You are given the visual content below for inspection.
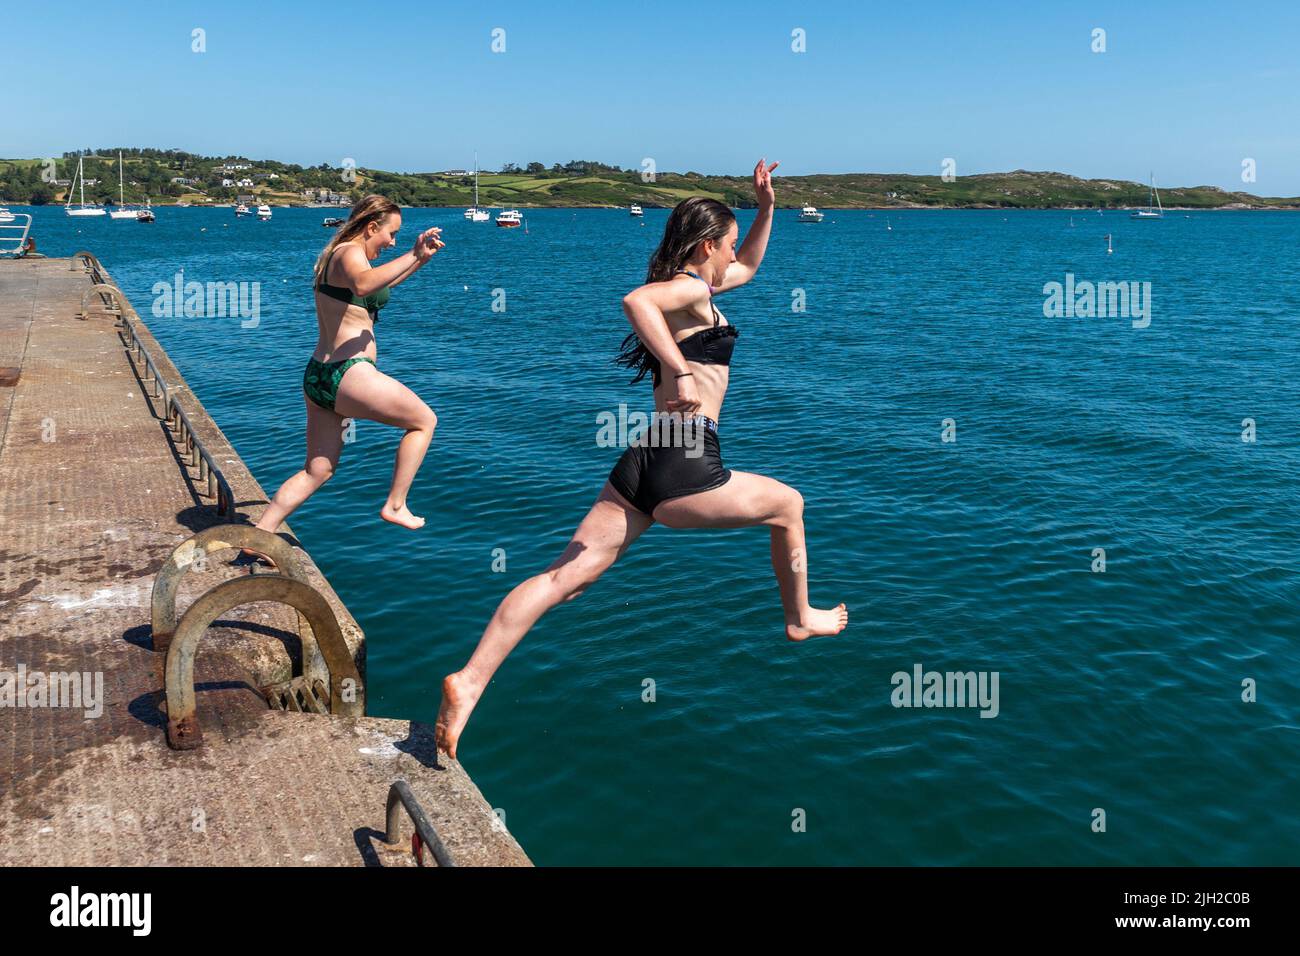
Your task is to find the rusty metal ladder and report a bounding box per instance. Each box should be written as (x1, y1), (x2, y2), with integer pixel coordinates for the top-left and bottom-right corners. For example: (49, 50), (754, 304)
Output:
(385, 781), (456, 867)
(151, 525), (365, 750)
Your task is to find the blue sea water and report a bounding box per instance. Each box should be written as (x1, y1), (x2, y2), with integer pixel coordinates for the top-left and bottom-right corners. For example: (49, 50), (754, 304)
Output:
(22, 204), (1300, 865)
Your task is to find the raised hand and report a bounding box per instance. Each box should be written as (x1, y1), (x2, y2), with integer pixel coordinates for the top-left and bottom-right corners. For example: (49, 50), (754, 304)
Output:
(753, 158), (780, 208)
(414, 227), (444, 261)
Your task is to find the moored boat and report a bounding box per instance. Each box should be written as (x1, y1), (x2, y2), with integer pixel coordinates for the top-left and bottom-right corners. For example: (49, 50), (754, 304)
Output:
(65, 155), (106, 217)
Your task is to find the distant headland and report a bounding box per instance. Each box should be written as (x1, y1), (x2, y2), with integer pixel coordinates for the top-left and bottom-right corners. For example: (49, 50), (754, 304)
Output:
(3, 149), (1297, 210)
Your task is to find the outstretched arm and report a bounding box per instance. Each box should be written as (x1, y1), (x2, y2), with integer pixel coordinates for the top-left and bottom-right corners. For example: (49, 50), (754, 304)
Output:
(622, 278), (709, 414)
(716, 158), (779, 294)
(335, 227), (444, 294)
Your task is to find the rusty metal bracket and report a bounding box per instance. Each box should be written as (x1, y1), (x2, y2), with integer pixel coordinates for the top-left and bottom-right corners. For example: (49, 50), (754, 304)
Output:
(385, 780), (456, 867)
(151, 525), (301, 655)
(78, 282), (126, 321)
(69, 250), (105, 278)
(164, 573), (364, 750)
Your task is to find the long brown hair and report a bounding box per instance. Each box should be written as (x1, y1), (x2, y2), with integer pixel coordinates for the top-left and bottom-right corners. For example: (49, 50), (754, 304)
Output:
(615, 197), (736, 383)
(313, 193), (401, 287)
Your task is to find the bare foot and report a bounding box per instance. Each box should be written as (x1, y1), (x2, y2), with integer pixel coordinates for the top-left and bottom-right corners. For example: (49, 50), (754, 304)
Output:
(786, 603), (848, 642)
(235, 548), (276, 569)
(435, 672), (481, 760)
(380, 503), (426, 529)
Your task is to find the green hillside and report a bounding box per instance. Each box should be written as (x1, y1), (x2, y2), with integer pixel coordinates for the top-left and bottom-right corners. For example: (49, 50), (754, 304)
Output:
(2, 149), (1296, 209)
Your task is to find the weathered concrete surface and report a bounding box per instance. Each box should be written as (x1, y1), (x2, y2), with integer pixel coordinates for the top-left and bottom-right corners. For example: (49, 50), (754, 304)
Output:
(0, 256), (529, 865)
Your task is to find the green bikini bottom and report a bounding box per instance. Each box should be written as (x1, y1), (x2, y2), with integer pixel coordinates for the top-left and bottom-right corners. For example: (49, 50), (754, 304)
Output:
(303, 355), (375, 412)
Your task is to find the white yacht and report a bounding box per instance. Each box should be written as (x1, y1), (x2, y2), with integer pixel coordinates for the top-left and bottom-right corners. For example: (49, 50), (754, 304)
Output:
(235, 203), (251, 216)
(629, 204), (643, 217)
(1131, 174), (1163, 219)
(65, 155), (106, 217)
(495, 208), (522, 228)
(797, 204), (825, 222)
(465, 153), (491, 221)
(109, 153), (139, 219)
(256, 203), (272, 220)
(0, 208), (15, 223)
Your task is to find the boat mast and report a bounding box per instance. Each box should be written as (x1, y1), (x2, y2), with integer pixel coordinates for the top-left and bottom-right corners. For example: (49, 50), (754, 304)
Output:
(80, 155), (87, 207)
(119, 152), (125, 206)
(474, 152), (480, 207)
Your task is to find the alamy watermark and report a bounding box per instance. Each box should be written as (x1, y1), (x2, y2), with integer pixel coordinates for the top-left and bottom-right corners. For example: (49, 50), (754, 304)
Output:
(1, 663), (104, 718)
(1042, 273), (1151, 328)
(50, 886), (150, 935)
(596, 405), (707, 457)
(891, 664), (1000, 718)
(152, 269), (260, 328)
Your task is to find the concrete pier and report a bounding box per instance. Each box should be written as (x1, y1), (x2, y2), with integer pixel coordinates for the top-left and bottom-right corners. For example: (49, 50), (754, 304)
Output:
(0, 255), (529, 866)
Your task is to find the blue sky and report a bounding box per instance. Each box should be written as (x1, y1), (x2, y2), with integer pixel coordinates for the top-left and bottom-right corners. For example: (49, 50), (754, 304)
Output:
(8, 0), (1300, 194)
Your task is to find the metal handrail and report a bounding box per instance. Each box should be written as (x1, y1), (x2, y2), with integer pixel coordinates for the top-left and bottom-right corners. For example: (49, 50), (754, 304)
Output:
(118, 314), (232, 516)
(119, 314), (170, 407)
(0, 214), (33, 257)
(169, 399), (234, 515)
(385, 780), (456, 867)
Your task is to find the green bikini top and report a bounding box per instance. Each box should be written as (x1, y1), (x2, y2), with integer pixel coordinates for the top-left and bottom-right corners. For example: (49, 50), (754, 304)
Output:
(316, 246), (391, 321)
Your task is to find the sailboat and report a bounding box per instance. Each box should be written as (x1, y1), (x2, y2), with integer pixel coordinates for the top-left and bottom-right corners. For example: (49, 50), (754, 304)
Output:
(1131, 173), (1163, 219)
(110, 152), (138, 219)
(464, 153), (490, 222)
(65, 155), (106, 217)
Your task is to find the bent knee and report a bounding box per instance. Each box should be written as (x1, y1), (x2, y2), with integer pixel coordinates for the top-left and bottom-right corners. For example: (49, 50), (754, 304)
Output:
(771, 486), (804, 524)
(411, 405), (437, 433)
(549, 556), (610, 602)
(306, 461), (336, 483)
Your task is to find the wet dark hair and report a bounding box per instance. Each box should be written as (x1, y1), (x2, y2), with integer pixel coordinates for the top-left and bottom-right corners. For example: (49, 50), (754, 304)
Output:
(614, 196), (736, 384)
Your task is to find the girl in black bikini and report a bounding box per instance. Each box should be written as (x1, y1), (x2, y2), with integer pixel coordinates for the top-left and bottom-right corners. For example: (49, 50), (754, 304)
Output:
(249, 194), (444, 554)
(436, 160), (848, 759)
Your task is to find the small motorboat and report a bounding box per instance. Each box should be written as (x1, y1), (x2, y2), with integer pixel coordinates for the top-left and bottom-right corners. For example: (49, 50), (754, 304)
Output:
(0, 208), (15, 223)
(496, 208), (522, 228)
(256, 204), (272, 220)
(235, 203), (250, 216)
(323, 217), (345, 228)
(630, 204), (643, 217)
(797, 204), (825, 222)
(136, 202), (155, 223)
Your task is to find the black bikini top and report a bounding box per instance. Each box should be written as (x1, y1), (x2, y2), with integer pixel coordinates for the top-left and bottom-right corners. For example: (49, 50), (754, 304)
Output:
(649, 270), (739, 388)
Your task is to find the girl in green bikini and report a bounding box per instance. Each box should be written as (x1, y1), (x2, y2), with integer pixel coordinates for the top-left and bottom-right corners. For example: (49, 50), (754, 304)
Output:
(251, 194), (444, 546)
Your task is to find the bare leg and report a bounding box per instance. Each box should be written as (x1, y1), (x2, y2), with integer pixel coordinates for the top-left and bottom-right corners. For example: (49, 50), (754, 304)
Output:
(333, 361), (437, 529)
(436, 482), (652, 758)
(244, 396), (346, 561)
(652, 470), (848, 641)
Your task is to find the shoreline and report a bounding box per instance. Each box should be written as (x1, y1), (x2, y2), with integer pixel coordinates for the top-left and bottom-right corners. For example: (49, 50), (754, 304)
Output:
(8, 202), (1300, 212)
